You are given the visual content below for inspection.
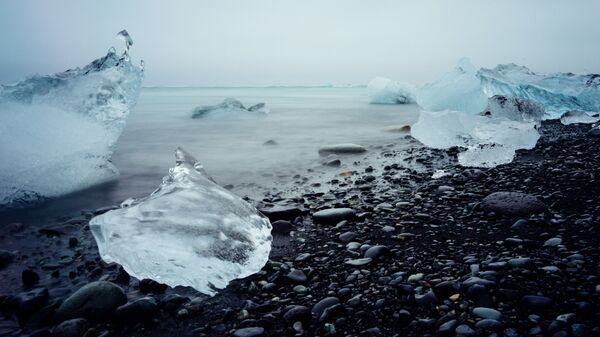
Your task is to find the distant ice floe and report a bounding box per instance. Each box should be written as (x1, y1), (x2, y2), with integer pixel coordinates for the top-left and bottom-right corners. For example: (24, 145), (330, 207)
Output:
(191, 98), (269, 118)
(89, 148), (272, 296)
(368, 77), (416, 104)
(0, 30), (144, 208)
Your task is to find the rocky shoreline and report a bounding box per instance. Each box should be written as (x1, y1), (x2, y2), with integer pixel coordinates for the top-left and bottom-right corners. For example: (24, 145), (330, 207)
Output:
(1, 120), (599, 337)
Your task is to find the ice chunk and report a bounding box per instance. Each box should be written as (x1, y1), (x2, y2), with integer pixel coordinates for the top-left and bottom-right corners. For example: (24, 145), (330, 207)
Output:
(0, 33), (143, 208)
(416, 58), (488, 113)
(116, 30), (133, 60)
(478, 63), (600, 117)
(191, 98), (269, 118)
(411, 110), (539, 167)
(483, 95), (545, 122)
(559, 111), (600, 125)
(368, 77), (416, 104)
(89, 148), (272, 295)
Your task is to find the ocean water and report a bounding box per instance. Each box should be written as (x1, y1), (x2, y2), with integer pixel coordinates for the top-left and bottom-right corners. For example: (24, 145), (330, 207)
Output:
(2, 87), (420, 224)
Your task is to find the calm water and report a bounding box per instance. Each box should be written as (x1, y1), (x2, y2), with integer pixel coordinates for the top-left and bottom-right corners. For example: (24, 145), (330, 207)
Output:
(3, 87), (420, 224)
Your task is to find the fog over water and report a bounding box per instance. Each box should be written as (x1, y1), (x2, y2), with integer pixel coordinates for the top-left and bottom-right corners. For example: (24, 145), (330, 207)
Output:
(1, 0), (599, 86)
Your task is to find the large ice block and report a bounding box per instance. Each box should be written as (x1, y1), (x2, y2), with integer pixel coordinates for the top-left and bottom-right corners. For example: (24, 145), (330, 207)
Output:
(416, 58), (489, 113)
(0, 31), (144, 208)
(89, 148), (273, 296)
(411, 110), (539, 167)
(478, 63), (600, 117)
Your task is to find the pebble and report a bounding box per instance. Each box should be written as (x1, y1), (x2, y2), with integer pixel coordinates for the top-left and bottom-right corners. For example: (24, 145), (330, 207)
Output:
(312, 208), (355, 225)
(232, 327), (265, 337)
(473, 307), (502, 320)
(55, 281), (127, 322)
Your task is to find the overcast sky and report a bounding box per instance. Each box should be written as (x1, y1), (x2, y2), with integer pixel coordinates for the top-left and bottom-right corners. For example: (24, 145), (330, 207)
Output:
(0, 0), (599, 86)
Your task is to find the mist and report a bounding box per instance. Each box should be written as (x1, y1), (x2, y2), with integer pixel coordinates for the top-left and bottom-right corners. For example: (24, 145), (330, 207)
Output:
(1, 0), (599, 86)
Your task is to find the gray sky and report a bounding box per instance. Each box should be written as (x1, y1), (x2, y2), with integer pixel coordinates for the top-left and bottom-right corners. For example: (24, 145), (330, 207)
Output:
(1, 0), (599, 86)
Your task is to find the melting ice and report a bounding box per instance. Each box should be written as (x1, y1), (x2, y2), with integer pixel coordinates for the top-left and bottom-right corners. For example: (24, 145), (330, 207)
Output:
(192, 98), (269, 118)
(0, 31), (143, 208)
(89, 148), (272, 296)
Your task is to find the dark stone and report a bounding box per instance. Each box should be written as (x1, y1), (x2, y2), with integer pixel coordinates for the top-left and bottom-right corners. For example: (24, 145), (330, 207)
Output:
(285, 270), (307, 283)
(55, 281), (127, 322)
(114, 297), (158, 324)
(283, 305), (311, 323)
(312, 208), (355, 225)
(466, 284), (494, 308)
(363, 245), (389, 260)
(521, 295), (552, 310)
(338, 231), (357, 243)
(433, 281), (458, 299)
(232, 327), (265, 337)
(22, 269), (40, 288)
(139, 279), (168, 294)
(311, 297), (340, 320)
(2, 288), (49, 323)
(481, 192), (547, 216)
(0, 249), (15, 269)
(259, 206), (304, 221)
(52, 318), (89, 337)
(271, 220), (293, 235)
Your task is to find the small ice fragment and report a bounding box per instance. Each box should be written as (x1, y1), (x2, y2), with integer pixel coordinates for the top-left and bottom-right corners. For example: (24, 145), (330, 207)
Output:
(368, 77), (416, 104)
(89, 148), (272, 296)
(559, 111), (600, 125)
(191, 98), (268, 118)
(116, 30), (133, 59)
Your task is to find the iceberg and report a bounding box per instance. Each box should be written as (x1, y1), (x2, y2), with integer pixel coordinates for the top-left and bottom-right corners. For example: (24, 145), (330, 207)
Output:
(483, 95), (545, 122)
(0, 31), (143, 208)
(411, 110), (539, 167)
(478, 63), (600, 117)
(559, 110), (600, 125)
(89, 148), (272, 296)
(367, 77), (416, 104)
(191, 98), (269, 118)
(416, 58), (489, 113)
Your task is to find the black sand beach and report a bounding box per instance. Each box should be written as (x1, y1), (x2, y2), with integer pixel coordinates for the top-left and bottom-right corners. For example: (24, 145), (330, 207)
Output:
(1, 120), (599, 337)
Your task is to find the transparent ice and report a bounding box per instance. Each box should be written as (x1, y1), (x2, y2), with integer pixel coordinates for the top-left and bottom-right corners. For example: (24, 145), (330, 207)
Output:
(416, 58), (489, 113)
(478, 63), (600, 117)
(191, 98), (269, 118)
(368, 77), (416, 104)
(0, 31), (143, 208)
(411, 110), (539, 168)
(89, 148), (273, 296)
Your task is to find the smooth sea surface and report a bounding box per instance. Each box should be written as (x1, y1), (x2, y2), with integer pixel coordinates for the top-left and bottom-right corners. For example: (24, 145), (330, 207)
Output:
(3, 87), (420, 224)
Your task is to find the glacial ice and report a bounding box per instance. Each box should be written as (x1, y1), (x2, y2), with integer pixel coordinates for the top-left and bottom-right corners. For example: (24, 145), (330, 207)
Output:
(559, 111), (600, 125)
(191, 98), (269, 118)
(0, 31), (143, 207)
(89, 148), (272, 295)
(411, 110), (539, 167)
(416, 58), (489, 113)
(478, 64), (600, 117)
(368, 77), (416, 104)
(483, 95), (545, 122)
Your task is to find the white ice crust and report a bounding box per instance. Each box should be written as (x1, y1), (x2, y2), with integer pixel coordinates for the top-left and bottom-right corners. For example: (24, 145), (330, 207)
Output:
(89, 148), (273, 296)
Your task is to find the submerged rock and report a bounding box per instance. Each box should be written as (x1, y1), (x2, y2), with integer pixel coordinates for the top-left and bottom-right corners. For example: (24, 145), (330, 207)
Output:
(318, 144), (367, 156)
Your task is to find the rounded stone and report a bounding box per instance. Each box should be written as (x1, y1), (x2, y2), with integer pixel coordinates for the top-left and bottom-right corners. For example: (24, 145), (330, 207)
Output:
(55, 281), (127, 322)
(318, 144), (367, 156)
(481, 192), (546, 216)
(312, 208), (355, 225)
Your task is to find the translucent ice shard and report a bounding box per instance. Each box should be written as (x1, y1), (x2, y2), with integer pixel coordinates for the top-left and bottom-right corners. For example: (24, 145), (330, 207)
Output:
(191, 98), (269, 118)
(416, 58), (489, 113)
(89, 148), (273, 295)
(559, 111), (600, 125)
(0, 31), (144, 208)
(411, 110), (539, 167)
(368, 77), (416, 104)
(478, 63), (600, 117)
(116, 30), (133, 60)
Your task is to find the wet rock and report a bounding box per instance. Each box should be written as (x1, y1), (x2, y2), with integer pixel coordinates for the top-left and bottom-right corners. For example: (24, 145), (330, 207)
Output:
(114, 297), (158, 324)
(283, 305), (311, 323)
(233, 327), (265, 337)
(475, 318), (502, 330)
(55, 281), (127, 322)
(339, 231), (358, 243)
(324, 159), (341, 167)
(271, 220), (293, 235)
(481, 192), (546, 216)
(311, 297), (339, 321)
(344, 258), (372, 267)
(473, 307), (502, 320)
(521, 295), (552, 310)
(0, 249), (15, 269)
(3, 288), (49, 323)
(543, 237), (562, 247)
(52, 318), (89, 337)
(22, 269), (40, 288)
(139, 279), (168, 294)
(466, 284), (494, 308)
(285, 270), (307, 284)
(363, 245), (389, 260)
(259, 205), (304, 221)
(313, 208), (355, 225)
